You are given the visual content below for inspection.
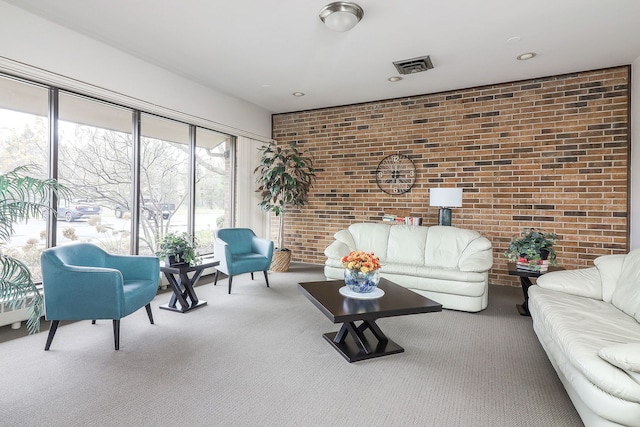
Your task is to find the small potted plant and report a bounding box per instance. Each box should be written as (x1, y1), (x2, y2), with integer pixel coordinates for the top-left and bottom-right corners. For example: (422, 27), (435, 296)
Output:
(156, 231), (201, 266)
(505, 228), (558, 269)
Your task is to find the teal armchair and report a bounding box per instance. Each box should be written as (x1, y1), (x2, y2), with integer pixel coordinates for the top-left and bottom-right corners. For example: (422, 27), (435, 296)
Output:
(40, 243), (160, 350)
(213, 228), (274, 294)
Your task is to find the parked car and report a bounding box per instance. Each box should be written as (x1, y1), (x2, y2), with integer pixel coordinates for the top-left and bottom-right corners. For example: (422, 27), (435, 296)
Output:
(114, 198), (175, 220)
(57, 199), (101, 222)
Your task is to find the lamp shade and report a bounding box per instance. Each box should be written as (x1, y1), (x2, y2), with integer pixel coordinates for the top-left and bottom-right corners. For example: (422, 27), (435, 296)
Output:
(430, 188), (463, 208)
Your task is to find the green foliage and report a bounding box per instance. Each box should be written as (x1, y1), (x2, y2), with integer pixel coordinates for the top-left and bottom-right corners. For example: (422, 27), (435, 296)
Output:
(505, 228), (558, 265)
(0, 165), (71, 334)
(254, 141), (315, 249)
(155, 231), (201, 266)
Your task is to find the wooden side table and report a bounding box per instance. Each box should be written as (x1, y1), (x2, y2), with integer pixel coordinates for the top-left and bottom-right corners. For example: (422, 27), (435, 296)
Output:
(507, 263), (563, 316)
(159, 258), (219, 313)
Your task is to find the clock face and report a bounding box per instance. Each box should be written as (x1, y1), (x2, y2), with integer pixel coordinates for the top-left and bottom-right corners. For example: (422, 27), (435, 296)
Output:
(376, 154), (416, 195)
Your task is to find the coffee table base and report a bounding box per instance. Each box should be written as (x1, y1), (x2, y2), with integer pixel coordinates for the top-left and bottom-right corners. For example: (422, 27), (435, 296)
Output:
(323, 320), (404, 362)
(159, 300), (207, 313)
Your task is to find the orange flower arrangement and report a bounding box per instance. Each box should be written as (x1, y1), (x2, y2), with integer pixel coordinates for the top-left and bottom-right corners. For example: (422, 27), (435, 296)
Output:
(341, 250), (381, 274)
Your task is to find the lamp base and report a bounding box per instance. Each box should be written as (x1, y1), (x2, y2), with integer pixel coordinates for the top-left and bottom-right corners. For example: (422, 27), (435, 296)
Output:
(438, 208), (452, 226)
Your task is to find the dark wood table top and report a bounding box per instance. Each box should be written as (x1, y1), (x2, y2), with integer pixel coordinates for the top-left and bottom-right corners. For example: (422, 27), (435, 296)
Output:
(159, 258), (219, 274)
(298, 278), (442, 324)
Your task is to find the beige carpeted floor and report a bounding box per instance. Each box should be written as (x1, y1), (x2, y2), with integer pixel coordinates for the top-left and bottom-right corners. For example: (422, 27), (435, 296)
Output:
(0, 263), (583, 426)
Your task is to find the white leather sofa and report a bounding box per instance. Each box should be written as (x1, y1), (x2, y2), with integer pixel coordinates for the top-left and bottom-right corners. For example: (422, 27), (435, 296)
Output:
(528, 250), (640, 427)
(324, 223), (493, 312)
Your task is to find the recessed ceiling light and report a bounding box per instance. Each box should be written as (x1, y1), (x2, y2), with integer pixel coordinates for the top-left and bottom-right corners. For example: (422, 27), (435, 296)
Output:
(506, 36), (522, 44)
(388, 76), (403, 82)
(517, 52), (536, 61)
(292, 92), (305, 97)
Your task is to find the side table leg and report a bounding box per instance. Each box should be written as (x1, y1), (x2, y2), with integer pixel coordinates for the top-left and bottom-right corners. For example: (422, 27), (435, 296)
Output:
(516, 276), (534, 316)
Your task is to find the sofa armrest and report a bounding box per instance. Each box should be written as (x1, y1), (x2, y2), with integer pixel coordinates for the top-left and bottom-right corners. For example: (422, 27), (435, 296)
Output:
(251, 236), (274, 259)
(106, 254), (160, 281)
(324, 240), (350, 261)
(535, 267), (602, 299)
(458, 237), (493, 272)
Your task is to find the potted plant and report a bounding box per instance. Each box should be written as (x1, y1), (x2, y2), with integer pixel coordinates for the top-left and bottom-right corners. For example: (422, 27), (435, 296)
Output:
(255, 141), (316, 272)
(505, 228), (558, 267)
(0, 165), (70, 333)
(156, 231), (201, 266)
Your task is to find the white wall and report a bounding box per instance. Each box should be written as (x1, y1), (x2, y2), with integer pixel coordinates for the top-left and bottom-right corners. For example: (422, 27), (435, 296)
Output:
(631, 57), (640, 249)
(0, 1), (271, 140)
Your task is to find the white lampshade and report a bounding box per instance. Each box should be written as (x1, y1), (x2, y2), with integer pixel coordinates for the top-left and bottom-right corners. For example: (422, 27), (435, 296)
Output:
(430, 188), (463, 208)
(319, 2), (364, 32)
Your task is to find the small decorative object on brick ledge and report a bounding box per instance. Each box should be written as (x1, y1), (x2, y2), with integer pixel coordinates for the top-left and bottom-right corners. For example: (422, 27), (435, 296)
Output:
(505, 228), (558, 271)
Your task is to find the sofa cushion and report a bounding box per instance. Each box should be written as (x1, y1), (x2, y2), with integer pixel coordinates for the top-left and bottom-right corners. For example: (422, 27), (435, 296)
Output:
(611, 249), (640, 322)
(424, 226), (480, 269)
(599, 343), (640, 385)
(599, 343), (640, 372)
(529, 286), (640, 403)
(594, 254), (626, 303)
(348, 223), (390, 262)
(386, 225), (428, 265)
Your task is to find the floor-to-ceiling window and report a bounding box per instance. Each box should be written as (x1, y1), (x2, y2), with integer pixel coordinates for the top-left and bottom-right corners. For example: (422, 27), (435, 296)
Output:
(0, 76), (49, 282)
(0, 72), (241, 286)
(195, 128), (232, 255)
(57, 92), (134, 255)
(138, 113), (191, 257)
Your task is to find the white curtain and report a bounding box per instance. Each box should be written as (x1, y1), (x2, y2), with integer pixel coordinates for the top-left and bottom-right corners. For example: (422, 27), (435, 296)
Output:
(235, 136), (271, 240)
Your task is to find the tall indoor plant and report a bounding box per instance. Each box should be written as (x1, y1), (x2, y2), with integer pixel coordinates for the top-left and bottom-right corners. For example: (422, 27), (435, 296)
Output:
(0, 165), (70, 333)
(255, 141), (315, 271)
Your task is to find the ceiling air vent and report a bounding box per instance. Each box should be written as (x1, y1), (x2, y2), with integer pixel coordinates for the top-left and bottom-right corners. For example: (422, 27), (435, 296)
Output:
(393, 55), (434, 75)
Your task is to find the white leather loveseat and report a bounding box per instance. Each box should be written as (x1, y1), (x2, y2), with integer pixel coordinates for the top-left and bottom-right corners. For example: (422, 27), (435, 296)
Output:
(324, 223), (493, 312)
(528, 250), (640, 427)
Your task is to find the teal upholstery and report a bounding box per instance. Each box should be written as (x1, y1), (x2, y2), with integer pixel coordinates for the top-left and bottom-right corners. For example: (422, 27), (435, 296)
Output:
(41, 243), (160, 350)
(213, 228), (274, 294)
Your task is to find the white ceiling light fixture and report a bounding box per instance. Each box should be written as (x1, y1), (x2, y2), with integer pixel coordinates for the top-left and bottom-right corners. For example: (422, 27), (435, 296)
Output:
(388, 76), (403, 82)
(517, 52), (537, 60)
(292, 92), (305, 97)
(319, 2), (364, 32)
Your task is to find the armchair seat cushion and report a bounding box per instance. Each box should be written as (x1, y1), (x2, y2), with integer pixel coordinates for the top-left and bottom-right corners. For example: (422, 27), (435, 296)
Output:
(229, 253), (272, 275)
(123, 279), (161, 317)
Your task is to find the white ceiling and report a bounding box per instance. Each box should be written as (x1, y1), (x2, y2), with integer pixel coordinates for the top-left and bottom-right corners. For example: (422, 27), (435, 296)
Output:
(6, 0), (640, 114)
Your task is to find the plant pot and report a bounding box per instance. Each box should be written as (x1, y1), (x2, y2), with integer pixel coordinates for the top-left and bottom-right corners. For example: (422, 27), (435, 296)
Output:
(167, 254), (187, 266)
(270, 250), (292, 272)
(539, 249), (549, 260)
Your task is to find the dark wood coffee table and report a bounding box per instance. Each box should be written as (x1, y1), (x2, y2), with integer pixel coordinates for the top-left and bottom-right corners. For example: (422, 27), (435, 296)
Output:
(298, 278), (442, 362)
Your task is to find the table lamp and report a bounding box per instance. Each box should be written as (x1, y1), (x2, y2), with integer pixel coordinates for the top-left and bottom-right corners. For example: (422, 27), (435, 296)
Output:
(430, 188), (463, 226)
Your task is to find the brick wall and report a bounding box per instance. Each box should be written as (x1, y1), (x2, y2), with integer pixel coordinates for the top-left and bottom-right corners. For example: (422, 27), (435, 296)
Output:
(271, 67), (630, 286)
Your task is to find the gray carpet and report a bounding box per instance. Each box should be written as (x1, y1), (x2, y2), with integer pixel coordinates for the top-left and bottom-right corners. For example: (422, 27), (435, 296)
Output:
(0, 263), (583, 426)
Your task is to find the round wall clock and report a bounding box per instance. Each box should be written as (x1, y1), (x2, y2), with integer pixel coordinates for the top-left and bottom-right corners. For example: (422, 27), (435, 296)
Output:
(375, 154), (417, 194)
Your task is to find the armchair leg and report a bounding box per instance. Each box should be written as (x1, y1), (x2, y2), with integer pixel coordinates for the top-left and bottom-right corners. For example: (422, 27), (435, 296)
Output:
(263, 271), (270, 288)
(113, 319), (120, 351)
(214, 269), (220, 286)
(228, 276), (233, 294)
(145, 303), (154, 325)
(92, 320), (96, 324)
(251, 272), (254, 280)
(44, 320), (60, 351)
